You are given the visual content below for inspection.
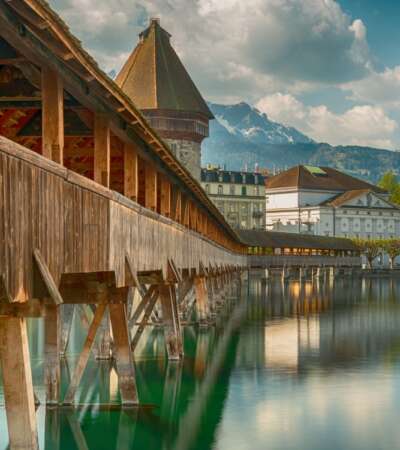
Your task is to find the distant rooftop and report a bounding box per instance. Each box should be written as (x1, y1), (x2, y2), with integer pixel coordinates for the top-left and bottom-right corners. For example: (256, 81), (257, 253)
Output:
(201, 167), (266, 186)
(266, 165), (386, 193)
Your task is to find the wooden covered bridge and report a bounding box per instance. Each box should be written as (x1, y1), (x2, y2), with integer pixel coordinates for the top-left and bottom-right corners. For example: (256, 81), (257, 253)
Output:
(239, 230), (361, 269)
(0, 1), (363, 448)
(0, 1), (247, 448)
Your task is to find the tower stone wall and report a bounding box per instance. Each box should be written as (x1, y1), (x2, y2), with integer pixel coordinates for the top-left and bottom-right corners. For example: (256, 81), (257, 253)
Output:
(165, 138), (201, 181)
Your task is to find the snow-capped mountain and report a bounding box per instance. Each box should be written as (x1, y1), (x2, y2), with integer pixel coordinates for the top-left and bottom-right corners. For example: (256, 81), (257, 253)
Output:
(202, 101), (400, 184)
(208, 101), (313, 146)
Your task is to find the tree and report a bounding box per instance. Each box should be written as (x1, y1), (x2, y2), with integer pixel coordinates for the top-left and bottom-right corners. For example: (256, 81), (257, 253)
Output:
(380, 239), (400, 269)
(352, 238), (382, 269)
(378, 171), (400, 205)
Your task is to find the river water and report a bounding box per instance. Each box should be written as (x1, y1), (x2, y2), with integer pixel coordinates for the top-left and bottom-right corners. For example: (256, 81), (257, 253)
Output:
(2, 275), (400, 449)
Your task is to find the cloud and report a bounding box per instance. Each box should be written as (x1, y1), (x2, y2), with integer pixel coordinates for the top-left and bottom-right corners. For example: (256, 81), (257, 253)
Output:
(49, 0), (372, 103)
(344, 66), (400, 109)
(257, 93), (398, 149)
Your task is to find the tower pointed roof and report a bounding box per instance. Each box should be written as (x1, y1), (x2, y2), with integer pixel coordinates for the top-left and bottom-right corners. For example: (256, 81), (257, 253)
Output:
(116, 18), (213, 119)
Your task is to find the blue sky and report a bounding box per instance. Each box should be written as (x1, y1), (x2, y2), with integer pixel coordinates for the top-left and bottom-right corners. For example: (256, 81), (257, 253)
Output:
(340, 0), (399, 69)
(49, 0), (400, 150)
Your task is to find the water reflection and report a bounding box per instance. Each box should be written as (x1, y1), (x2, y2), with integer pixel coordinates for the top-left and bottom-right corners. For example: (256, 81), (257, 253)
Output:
(2, 276), (400, 449)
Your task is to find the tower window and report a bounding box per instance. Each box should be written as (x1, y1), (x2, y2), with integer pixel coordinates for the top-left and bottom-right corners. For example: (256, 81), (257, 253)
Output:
(218, 185), (223, 195)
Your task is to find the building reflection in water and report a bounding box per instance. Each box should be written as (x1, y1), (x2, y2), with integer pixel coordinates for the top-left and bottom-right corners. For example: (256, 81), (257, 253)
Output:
(2, 276), (400, 450)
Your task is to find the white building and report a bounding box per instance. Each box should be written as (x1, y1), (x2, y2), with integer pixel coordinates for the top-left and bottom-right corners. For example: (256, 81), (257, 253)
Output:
(265, 165), (400, 239)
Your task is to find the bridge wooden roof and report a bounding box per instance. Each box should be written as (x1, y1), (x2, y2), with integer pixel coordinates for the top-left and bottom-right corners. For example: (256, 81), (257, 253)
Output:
(0, 0), (238, 243)
(116, 18), (213, 119)
(237, 230), (357, 251)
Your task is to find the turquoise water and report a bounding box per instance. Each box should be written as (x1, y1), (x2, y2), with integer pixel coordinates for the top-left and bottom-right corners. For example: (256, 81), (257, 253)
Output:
(2, 276), (400, 449)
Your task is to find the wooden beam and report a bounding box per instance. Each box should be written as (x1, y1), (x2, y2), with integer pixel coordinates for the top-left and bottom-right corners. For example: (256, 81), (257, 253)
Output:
(194, 276), (209, 324)
(123, 142), (138, 201)
(130, 287), (159, 352)
(128, 284), (157, 329)
(94, 113), (110, 187)
(41, 67), (64, 164)
(0, 316), (38, 449)
(171, 186), (182, 223)
(160, 175), (172, 217)
(63, 303), (106, 405)
(60, 304), (75, 357)
(44, 304), (60, 405)
(159, 284), (183, 360)
(33, 249), (63, 305)
(145, 161), (157, 211)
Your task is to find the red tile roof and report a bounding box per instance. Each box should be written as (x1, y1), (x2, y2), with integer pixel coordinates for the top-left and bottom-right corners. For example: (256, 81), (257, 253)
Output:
(266, 165), (386, 193)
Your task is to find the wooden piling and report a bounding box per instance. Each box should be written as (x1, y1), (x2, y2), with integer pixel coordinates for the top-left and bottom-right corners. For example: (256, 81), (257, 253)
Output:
(0, 316), (38, 449)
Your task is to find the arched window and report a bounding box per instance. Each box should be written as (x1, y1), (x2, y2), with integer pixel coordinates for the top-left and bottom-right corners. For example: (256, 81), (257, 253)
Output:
(218, 184), (223, 195)
(205, 184), (210, 193)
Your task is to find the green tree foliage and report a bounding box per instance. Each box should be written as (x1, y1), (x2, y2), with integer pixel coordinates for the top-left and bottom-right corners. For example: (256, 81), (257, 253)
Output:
(380, 239), (400, 269)
(378, 171), (400, 205)
(352, 238), (382, 269)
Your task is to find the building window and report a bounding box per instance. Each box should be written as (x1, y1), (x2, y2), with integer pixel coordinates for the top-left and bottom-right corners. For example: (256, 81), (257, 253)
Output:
(218, 184), (223, 195)
(205, 184), (210, 193)
(241, 186), (247, 196)
(230, 184), (235, 195)
(255, 186), (259, 196)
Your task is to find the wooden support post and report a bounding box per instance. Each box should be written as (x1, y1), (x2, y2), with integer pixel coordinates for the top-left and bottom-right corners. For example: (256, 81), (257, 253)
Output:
(160, 175), (172, 217)
(130, 287), (159, 352)
(0, 316), (38, 450)
(45, 304), (61, 405)
(159, 284), (183, 360)
(42, 68), (64, 164)
(128, 284), (157, 329)
(182, 196), (190, 228)
(145, 162), (157, 211)
(94, 113), (110, 187)
(96, 309), (112, 360)
(194, 276), (209, 324)
(60, 304), (75, 357)
(63, 304), (106, 405)
(171, 186), (182, 222)
(109, 303), (139, 405)
(124, 142), (138, 201)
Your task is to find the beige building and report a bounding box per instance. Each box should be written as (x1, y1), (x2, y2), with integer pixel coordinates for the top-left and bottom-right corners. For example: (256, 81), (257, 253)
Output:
(201, 167), (266, 230)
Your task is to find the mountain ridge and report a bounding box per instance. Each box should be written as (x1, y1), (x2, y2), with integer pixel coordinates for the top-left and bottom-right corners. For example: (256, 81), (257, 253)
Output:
(202, 101), (400, 184)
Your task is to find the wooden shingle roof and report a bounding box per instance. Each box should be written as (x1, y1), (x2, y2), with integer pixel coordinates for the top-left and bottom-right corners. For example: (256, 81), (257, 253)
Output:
(237, 230), (357, 251)
(116, 19), (213, 119)
(266, 165), (386, 193)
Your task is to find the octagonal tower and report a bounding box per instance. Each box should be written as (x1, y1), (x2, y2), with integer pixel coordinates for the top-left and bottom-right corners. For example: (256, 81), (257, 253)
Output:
(116, 18), (213, 181)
